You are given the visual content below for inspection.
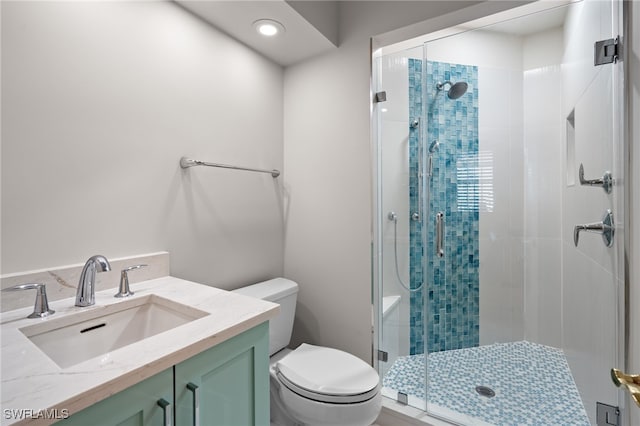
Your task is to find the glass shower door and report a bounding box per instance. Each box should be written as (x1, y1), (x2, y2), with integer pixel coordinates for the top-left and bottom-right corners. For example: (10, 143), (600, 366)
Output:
(373, 45), (428, 411)
(374, 3), (626, 423)
(419, 2), (625, 424)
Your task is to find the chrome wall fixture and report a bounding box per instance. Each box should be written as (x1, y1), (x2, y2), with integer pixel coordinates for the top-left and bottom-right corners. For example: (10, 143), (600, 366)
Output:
(573, 209), (615, 247)
(578, 163), (613, 193)
(180, 157), (280, 178)
(436, 212), (445, 257)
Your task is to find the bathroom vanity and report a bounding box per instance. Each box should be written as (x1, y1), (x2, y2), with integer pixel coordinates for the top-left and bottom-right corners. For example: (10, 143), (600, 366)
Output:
(0, 277), (279, 426)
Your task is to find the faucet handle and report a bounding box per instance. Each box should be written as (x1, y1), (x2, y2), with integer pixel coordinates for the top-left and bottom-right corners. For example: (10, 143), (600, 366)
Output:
(573, 210), (615, 247)
(114, 264), (147, 298)
(2, 283), (55, 318)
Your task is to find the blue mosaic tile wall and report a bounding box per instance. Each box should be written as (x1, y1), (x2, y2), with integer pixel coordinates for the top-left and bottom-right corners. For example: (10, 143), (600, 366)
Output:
(409, 59), (479, 354)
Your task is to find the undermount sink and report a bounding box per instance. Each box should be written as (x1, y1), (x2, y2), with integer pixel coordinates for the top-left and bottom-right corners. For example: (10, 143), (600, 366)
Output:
(19, 294), (208, 369)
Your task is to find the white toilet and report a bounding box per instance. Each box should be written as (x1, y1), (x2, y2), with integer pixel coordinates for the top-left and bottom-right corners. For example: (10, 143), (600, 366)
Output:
(233, 278), (382, 426)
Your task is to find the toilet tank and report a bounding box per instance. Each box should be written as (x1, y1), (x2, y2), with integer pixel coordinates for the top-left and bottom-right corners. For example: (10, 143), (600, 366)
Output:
(232, 278), (298, 356)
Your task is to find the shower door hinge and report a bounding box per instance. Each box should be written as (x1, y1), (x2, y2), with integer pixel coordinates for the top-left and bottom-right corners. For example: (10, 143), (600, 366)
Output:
(374, 91), (387, 103)
(594, 36), (621, 66)
(377, 350), (388, 362)
(596, 402), (619, 426)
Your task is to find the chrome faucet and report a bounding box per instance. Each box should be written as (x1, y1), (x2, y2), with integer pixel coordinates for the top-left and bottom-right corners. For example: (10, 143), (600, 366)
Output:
(75, 255), (111, 307)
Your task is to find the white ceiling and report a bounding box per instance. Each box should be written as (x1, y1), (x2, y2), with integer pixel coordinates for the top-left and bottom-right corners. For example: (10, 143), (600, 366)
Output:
(177, 1), (570, 67)
(176, 0), (338, 67)
(477, 4), (568, 36)
(382, 1), (572, 56)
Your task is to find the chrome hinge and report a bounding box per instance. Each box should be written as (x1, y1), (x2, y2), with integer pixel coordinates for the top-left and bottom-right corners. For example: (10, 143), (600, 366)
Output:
(377, 350), (388, 362)
(374, 91), (387, 103)
(596, 402), (619, 426)
(594, 36), (621, 66)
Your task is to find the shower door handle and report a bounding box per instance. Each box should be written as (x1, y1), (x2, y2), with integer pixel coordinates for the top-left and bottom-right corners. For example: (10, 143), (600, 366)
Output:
(436, 212), (444, 257)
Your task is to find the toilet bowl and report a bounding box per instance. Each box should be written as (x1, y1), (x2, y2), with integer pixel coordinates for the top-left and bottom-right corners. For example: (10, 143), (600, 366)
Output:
(233, 278), (381, 426)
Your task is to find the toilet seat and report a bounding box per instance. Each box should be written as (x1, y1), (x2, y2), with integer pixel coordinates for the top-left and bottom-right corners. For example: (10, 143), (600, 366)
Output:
(275, 344), (380, 404)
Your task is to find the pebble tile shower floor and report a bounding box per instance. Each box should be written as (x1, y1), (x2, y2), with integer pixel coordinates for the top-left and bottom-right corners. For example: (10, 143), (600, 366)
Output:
(382, 341), (590, 425)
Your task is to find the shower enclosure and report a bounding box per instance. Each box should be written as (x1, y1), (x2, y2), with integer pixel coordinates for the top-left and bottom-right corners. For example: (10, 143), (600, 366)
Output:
(372, 1), (626, 425)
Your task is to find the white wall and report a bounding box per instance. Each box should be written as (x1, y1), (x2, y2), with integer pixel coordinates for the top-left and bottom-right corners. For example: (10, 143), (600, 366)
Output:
(1, 2), (284, 290)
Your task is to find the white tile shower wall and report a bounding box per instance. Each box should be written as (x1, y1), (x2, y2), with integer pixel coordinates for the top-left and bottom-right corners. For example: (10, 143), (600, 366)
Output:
(561, 0), (614, 120)
(561, 1), (622, 422)
(428, 29), (525, 345)
(522, 61), (563, 347)
(478, 66), (525, 345)
(562, 68), (619, 422)
(1, 2), (284, 291)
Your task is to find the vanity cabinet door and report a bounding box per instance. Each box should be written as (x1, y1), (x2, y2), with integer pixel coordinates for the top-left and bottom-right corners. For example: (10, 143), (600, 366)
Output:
(59, 367), (173, 426)
(174, 322), (269, 426)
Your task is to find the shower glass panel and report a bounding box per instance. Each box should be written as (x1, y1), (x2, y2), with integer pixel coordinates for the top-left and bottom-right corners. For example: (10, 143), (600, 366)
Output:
(373, 45), (428, 411)
(373, 1), (625, 424)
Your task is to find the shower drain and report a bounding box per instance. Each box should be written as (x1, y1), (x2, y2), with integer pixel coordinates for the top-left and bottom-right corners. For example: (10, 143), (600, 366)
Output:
(475, 385), (496, 398)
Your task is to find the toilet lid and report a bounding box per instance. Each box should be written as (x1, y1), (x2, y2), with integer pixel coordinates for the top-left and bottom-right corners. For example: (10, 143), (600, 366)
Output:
(276, 344), (379, 403)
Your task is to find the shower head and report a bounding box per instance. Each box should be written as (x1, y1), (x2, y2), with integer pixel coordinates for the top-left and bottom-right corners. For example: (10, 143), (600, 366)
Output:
(436, 81), (468, 99)
(428, 140), (440, 153)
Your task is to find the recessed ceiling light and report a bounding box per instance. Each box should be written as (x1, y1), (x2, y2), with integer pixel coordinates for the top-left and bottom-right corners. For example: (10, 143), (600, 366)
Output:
(253, 19), (285, 37)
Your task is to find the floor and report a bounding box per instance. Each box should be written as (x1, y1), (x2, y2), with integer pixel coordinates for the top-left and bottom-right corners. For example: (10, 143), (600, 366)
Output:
(381, 341), (590, 426)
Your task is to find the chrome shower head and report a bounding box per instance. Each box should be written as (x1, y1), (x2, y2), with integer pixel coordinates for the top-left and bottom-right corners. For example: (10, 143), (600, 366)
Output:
(436, 81), (468, 99)
(428, 140), (440, 153)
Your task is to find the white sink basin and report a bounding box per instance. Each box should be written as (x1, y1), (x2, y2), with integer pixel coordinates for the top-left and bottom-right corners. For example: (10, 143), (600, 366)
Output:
(19, 295), (208, 368)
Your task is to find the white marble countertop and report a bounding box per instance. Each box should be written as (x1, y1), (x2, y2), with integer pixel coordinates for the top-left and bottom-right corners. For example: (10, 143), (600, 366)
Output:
(0, 276), (279, 426)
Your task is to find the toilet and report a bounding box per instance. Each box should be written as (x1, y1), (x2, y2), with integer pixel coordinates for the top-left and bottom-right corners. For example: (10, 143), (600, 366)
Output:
(233, 278), (382, 426)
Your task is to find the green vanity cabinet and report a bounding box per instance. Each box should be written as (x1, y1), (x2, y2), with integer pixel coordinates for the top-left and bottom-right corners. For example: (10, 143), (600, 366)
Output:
(59, 322), (270, 426)
(59, 367), (173, 426)
(175, 322), (270, 426)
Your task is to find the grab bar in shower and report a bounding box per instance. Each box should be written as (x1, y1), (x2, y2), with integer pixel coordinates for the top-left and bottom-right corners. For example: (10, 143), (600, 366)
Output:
(180, 157), (281, 178)
(436, 212), (444, 258)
